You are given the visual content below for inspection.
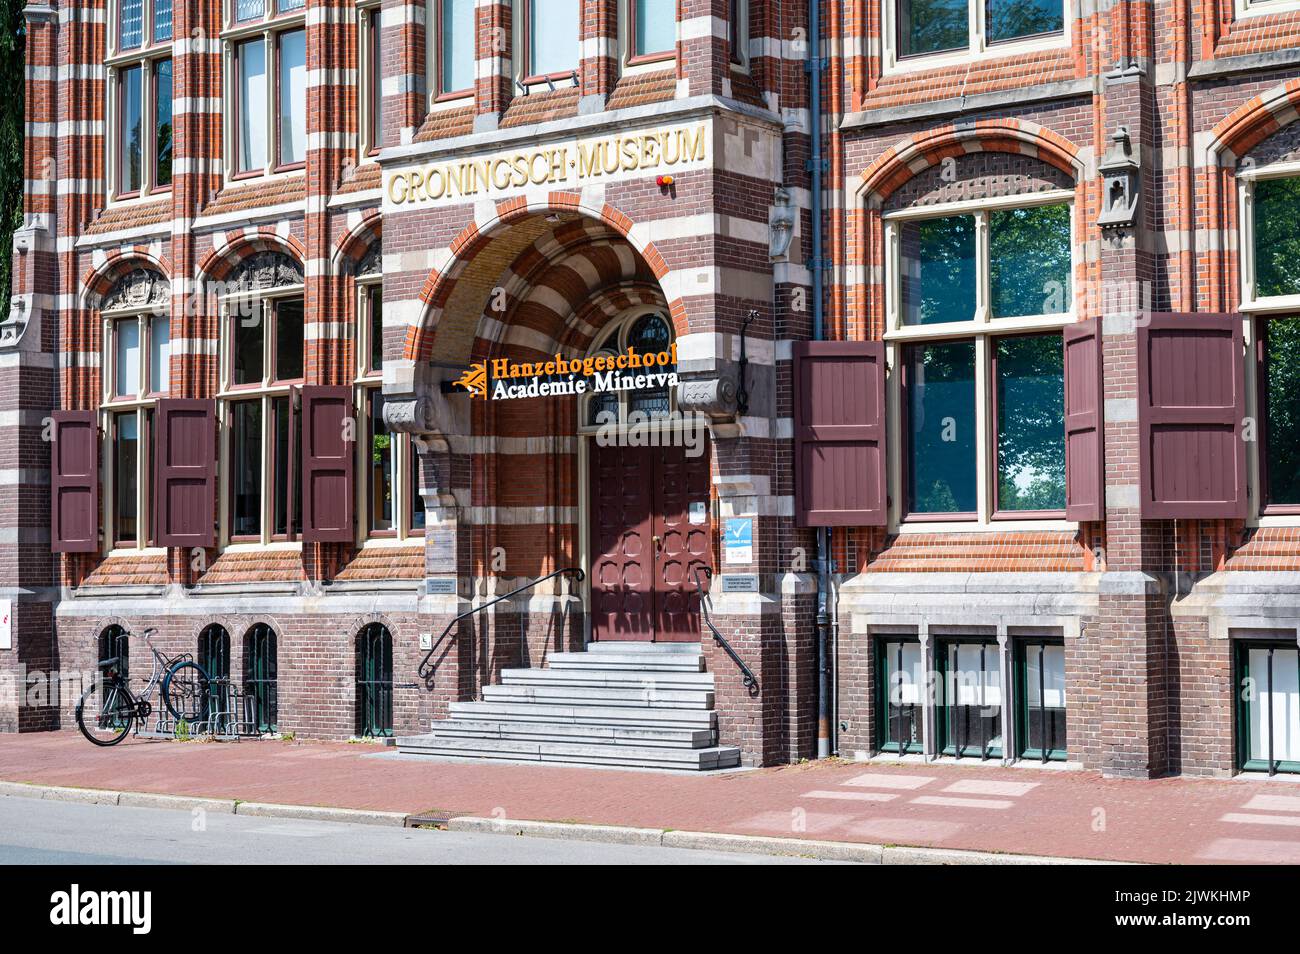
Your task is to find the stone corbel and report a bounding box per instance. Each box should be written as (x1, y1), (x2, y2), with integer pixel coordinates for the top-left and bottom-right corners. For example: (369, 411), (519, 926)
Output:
(676, 374), (741, 438)
(2, 217), (51, 351)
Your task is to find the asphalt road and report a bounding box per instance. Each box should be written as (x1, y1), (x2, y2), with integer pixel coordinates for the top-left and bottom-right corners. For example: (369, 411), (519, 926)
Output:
(0, 797), (851, 865)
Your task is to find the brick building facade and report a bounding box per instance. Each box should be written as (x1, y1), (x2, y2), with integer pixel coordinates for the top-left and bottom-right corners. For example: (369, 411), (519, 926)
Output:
(5, 0), (1300, 777)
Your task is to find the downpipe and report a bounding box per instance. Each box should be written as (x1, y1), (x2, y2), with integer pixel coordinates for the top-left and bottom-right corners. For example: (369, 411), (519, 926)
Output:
(808, 0), (832, 760)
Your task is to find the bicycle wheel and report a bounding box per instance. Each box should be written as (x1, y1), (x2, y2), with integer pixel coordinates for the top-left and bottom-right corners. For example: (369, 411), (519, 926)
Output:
(162, 660), (209, 724)
(75, 682), (134, 746)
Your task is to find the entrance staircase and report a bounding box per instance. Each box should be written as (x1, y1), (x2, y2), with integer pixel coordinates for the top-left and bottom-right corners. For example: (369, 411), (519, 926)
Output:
(396, 643), (742, 770)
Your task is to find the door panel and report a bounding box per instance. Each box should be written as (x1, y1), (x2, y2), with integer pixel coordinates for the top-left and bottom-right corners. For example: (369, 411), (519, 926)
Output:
(589, 442), (654, 641)
(653, 443), (711, 642)
(589, 438), (710, 643)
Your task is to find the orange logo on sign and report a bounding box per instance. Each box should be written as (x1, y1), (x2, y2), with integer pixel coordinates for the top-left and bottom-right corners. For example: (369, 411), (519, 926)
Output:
(456, 363), (488, 398)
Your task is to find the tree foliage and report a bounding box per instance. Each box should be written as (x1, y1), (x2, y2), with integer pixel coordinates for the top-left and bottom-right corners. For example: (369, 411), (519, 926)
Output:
(0, 3), (23, 307)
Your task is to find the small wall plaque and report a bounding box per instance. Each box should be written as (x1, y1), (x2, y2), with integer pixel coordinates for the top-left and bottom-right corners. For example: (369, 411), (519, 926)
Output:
(719, 574), (759, 593)
(426, 577), (457, 595)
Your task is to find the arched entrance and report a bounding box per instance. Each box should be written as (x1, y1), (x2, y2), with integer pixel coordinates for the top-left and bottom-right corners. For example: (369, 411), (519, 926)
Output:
(400, 206), (713, 650)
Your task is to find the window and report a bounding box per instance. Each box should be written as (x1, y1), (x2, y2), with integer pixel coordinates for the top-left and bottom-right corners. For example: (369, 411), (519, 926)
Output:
(876, 638), (924, 754)
(428, 0), (475, 101)
(1236, 640), (1300, 775)
(889, 197), (1072, 525)
(219, 253), (306, 545)
(97, 626), (132, 724)
(729, 0), (748, 65)
(1015, 639), (1066, 761)
(226, 0), (307, 177)
(356, 623), (394, 737)
(245, 623), (278, 734)
(101, 269), (170, 550)
(356, 278), (426, 541)
(520, 0), (580, 81)
(630, 0), (676, 62)
(198, 625), (232, 726)
(110, 1), (173, 198)
(580, 311), (676, 429)
(885, 0), (1066, 69)
(358, 2), (385, 153)
(1236, 169), (1300, 520)
(936, 637), (1002, 758)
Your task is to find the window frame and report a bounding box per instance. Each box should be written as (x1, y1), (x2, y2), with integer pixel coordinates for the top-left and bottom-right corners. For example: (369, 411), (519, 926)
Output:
(624, 0), (677, 69)
(576, 308), (679, 433)
(222, 1), (308, 182)
(358, 0), (385, 156)
(729, 0), (749, 68)
(355, 276), (425, 543)
(880, 0), (1070, 75)
(935, 635), (1004, 760)
(218, 283), (306, 546)
(1236, 161), (1300, 526)
(884, 192), (1074, 531)
(1234, 637), (1300, 776)
(107, 0), (173, 202)
(1234, 0), (1300, 20)
(100, 298), (170, 552)
(1013, 637), (1068, 762)
(426, 0), (477, 106)
(515, 0), (581, 88)
(875, 635), (926, 755)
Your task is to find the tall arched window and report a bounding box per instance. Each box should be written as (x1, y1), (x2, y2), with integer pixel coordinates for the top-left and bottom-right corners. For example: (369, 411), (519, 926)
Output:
(355, 623), (393, 737)
(100, 268), (170, 550)
(244, 623), (278, 733)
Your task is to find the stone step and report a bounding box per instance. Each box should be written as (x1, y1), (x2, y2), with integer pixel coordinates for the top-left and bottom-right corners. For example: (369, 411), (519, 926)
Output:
(395, 734), (742, 770)
(418, 720), (715, 748)
(481, 683), (714, 709)
(448, 700), (717, 729)
(547, 651), (705, 672)
(500, 667), (714, 691)
(586, 641), (702, 655)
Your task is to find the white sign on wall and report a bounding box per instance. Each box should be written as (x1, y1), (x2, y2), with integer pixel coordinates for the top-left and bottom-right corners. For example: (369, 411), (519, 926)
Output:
(0, 599), (11, 650)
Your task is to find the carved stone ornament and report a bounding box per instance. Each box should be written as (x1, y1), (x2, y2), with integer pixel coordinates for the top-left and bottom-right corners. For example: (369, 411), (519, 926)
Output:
(383, 394), (438, 434)
(676, 376), (739, 420)
(1097, 126), (1140, 231)
(356, 243), (382, 277)
(227, 251), (305, 292)
(102, 268), (169, 311)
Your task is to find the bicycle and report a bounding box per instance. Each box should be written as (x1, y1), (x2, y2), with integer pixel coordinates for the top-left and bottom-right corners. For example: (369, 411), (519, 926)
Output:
(74, 626), (210, 746)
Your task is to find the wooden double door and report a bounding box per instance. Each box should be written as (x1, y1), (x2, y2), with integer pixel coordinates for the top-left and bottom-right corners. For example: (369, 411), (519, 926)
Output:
(588, 439), (711, 642)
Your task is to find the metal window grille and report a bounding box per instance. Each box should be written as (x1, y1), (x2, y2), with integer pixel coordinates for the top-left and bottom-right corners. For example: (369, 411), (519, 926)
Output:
(356, 624), (393, 738)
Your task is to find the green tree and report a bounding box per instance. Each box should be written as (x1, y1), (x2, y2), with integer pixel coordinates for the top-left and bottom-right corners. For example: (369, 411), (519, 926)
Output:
(0, 4), (25, 308)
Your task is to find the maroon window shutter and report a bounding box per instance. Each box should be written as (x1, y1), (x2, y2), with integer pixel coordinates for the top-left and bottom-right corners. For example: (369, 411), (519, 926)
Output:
(793, 340), (888, 527)
(1137, 312), (1246, 519)
(301, 386), (355, 543)
(1063, 319), (1103, 522)
(50, 410), (100, 553)
(155, 399), (216, 547)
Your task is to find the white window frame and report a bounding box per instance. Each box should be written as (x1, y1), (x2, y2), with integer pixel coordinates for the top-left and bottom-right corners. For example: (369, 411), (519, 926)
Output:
(221, 0), (309, 182)
(1235, 159), (1300, 527)
(100, 301), (170, 552)
(880, 0), (1071, 75)
(355, 277), (426, 544)
(425, 0), (477, 109)
(881, 190), (1076, 532)
(358, 0), (384, 157)
(617, 0), (679, 76)
(512, 0), (582, 91)
(1234, 0), (1300, 19)
(575, 308), (679, 433)
(216, 282), (306, 548)
(106, 0), (173, 203)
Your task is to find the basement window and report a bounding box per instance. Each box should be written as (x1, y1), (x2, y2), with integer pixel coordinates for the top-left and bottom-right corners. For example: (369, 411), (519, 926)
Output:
(1235, 640), (1300, 775)
(936, 637), (1002, 759)
(1015, 639), (1067, 761)
(876, 638), (924, 754)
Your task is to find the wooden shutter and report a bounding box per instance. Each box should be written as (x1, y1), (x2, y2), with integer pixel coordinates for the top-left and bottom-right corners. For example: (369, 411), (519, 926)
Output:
(155, 399), (216, 547)
(793, 341), (888, 527)
(50, 411), (100, 553)
(1137, 312), (1246, 519)
(301, 386), (355, 543)
(1063, 319), (1103, 522)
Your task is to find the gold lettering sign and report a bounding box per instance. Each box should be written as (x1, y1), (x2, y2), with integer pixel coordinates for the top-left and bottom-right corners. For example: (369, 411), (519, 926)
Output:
(386, 123), (709, 208)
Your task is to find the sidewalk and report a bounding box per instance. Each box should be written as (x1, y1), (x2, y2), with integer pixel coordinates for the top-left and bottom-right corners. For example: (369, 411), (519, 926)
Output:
(2, 731), (1298, 864)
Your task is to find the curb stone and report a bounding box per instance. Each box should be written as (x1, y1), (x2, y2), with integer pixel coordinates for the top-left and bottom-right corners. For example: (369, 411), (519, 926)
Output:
(448, 816), (1128, 864)
(233, 802), (408, 827)
(118, 792), (237, 814)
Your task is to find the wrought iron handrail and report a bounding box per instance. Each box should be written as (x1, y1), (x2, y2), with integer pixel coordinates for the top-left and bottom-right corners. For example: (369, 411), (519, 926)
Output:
(693, 566), (759, 697)
(417, 566), (586, 681)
